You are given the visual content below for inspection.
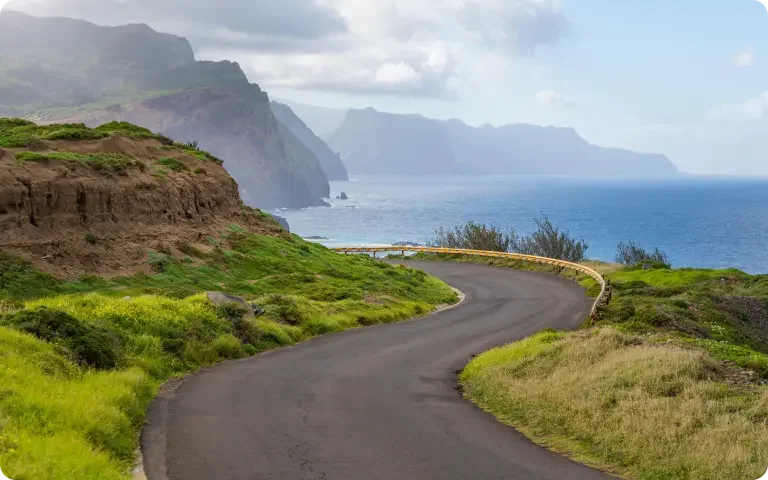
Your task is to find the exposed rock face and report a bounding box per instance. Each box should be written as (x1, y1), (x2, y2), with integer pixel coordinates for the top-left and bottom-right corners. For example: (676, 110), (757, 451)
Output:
(271, 101), (348, 181)
(76, 86), (331, 210)
(0, 136), (281, 276)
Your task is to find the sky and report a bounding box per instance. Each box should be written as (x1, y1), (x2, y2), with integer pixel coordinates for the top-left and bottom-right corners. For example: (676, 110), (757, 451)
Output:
(2, 0), (767, 175)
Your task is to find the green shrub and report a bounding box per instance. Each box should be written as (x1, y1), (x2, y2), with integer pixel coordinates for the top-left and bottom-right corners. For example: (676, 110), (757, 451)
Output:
(264, 294), (304, 325)
(0, 307), (122, 369)
(85, 232), (97, 244)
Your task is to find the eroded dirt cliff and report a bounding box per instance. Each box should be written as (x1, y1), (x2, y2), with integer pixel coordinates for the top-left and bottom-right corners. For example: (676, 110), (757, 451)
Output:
(0, 128), (282, 276)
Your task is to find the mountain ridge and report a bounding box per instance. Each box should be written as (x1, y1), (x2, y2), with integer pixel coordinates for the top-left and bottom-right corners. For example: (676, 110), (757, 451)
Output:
(0, 11), (335, 209)
(318, 105), (679, 177)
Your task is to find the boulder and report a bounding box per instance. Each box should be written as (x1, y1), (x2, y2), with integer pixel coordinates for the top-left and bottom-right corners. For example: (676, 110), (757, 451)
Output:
(336, 192), (348, 200)
(206, 292), (264, 318)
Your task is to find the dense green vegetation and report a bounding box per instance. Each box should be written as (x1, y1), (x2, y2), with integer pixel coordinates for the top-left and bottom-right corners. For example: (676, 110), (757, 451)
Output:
(0, 233), (456, 479)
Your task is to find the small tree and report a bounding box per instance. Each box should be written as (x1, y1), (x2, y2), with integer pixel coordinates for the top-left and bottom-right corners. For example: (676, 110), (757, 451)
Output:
(429, 221), (516, 252)
(514, 216), (588, 262)
(615, 241), (670, 267)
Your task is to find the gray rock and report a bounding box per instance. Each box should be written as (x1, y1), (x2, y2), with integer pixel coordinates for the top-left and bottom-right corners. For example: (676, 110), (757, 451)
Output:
(336, 192), (348, 200)
(206, 292), (264, 318)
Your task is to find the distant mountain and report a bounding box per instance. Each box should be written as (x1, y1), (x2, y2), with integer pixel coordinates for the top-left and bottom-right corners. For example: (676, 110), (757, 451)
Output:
(274, 99), (347, 140)
(325, 108), (679, 177)
(442, 119), (679, 176)
(271, 101), (348, 181)
(0, 11), (332, 209)
(328, 108), (460, 175)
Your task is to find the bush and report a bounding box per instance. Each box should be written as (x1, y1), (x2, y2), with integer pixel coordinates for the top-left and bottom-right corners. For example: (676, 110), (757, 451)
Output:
(0, 307), (122, 369)
(429, 221), (514, 252)
(264, 294), (304, 325)
(85, 232), (97, 244)
(429, 217), (588, 262)
(514, 216), (588, 262)
(616, 241), (671, 267)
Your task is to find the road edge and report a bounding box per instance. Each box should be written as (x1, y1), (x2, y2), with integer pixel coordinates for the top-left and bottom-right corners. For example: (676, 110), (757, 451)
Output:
(138, 282), (466, 480)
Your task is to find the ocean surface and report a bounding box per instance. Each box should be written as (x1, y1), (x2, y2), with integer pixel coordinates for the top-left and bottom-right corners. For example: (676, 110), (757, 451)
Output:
(275, 176), (768, 274)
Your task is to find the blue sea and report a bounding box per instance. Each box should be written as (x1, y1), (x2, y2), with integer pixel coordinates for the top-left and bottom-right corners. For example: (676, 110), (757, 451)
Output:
(276, 176), (768, 274)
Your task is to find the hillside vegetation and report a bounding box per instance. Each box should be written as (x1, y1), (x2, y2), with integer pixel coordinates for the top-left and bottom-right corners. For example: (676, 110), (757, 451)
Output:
(410, 220), (768, 479)
(0, 119), (457, 479)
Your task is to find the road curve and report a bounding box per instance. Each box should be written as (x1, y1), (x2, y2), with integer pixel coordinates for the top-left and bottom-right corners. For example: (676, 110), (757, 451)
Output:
(142, 261), (616, 480)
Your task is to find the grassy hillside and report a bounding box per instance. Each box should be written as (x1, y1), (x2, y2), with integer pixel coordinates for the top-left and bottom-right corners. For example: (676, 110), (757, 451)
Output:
(429, 253), (768, 479)
(462, 329), (768, 480)
(0, 234), (456, 479)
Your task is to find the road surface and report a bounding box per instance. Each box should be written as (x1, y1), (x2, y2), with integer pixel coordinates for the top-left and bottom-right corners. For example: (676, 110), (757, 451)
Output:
(142, 261), (615, 480)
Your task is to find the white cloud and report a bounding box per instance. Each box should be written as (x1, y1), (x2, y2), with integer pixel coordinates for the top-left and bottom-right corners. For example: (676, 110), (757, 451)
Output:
(7, 0), (567, 98)
(734, 48), (756, 68)
(755, 0), (768, 13)
(536, 89), (575, 108)
(375, 62), (420, 86)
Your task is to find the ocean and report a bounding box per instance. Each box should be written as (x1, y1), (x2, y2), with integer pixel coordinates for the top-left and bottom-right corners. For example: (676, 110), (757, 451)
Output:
(276, 175), (768, 274)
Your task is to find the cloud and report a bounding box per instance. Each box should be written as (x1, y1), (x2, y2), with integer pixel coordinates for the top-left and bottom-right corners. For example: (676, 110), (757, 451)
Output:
(6, 0), (348, 51)
(536, 89), (575, 108)
(734, 48), (756, 68)
(5, 0), (568, 98)
(755, 0), (768, 13)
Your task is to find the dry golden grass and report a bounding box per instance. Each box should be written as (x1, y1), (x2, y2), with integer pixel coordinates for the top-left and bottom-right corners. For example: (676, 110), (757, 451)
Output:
(461, 328), (768, 480)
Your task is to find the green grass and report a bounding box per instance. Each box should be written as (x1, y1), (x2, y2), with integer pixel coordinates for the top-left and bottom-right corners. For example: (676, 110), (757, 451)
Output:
(461, 328), (768, 480)
(412, 252), (768, 378)
(14, 151), (137, 174)
(0, 118), (173, 148)
(0, 233), (457, 479)
(157, 157), (189, 172)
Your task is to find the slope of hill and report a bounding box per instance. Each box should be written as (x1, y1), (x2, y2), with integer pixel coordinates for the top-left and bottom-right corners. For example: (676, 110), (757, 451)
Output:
(0, 11), (333, 209)
(275, 98), (348, 140)
(271, 101), (348, 181)
(0, 118), (284, 276)
(0, 11), (195, 114)
(328, 108), (460, 175)
(0, 119), (458, 480)
(69, 85), (332, 210)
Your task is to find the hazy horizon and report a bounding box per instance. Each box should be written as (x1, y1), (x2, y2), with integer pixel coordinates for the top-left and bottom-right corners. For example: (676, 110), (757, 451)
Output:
(2, 0), (767, 175)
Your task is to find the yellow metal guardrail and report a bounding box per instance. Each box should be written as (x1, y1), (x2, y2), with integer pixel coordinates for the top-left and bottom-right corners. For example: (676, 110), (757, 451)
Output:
(332, 246), (608, 320)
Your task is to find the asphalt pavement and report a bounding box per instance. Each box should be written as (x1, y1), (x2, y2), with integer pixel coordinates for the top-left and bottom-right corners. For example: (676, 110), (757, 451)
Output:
(142, 261), (616, 480)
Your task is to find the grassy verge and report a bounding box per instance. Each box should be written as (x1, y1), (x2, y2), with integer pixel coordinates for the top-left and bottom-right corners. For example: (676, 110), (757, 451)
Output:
(0, 233), (457, 479)
(461, 329), (768, 480)
(417, 253), (768, 478)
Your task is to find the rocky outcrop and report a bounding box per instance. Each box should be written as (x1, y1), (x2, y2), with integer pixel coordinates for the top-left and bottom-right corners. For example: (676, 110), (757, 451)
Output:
(73, 86), (331, 210)
(0, 135), (282, 276)
(271, 101), (348, 181)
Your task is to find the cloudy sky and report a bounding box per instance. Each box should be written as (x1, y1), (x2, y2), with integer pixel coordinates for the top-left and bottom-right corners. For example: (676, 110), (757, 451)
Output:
(3, 0), (768, 174)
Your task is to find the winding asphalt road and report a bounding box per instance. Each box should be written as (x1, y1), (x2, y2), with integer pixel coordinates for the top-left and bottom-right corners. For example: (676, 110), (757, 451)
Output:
(142, 261), (616, 480)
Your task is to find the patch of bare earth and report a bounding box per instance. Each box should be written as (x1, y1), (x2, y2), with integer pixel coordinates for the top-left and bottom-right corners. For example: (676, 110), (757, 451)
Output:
(0, 135), (282, 277)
